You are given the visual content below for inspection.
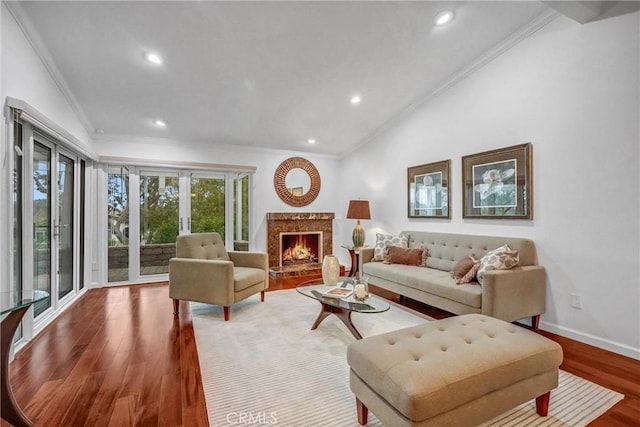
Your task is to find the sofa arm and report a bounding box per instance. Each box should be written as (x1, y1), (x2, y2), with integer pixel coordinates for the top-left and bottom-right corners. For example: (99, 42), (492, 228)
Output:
(481, 265), (546, 323)
(359, 248), (375, 273)
(228, 251), (269, 271)
(169, 258), (235, 306)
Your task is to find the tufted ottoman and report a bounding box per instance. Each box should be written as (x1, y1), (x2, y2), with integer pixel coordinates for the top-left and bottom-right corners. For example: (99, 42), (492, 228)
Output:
(347, 314), (563, 426)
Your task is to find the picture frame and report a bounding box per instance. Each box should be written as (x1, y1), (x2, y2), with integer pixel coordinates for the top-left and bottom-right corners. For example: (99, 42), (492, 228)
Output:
(407, 160), (450, 218)
(462, 143), (532, 219)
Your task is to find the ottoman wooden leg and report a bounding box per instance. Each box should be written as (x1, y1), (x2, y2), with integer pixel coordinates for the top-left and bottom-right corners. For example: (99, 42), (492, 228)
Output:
(536, 391), (550, 416)
(356, 397), (368, 425)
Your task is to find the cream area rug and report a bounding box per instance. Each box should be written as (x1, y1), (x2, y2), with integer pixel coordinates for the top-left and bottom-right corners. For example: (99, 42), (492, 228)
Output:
(191, 289), (623, 427)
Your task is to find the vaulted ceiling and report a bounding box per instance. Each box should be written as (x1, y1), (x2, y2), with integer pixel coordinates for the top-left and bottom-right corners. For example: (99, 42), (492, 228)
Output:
(5, 1), (593, 155)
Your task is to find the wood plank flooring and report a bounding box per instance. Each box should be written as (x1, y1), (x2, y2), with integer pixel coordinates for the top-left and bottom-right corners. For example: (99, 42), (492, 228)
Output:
(4, 277), (639, 426)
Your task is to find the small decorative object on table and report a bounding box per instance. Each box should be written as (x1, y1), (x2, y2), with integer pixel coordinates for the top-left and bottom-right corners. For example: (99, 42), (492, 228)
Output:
(354, 276), (369, 301)
(321, 255), (340, 286)
(321, 286), (353, 299)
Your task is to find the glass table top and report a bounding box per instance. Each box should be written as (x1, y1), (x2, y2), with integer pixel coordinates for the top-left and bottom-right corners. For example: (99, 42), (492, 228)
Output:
(296, 277), (390, 314)
(1, 290), (50, 315)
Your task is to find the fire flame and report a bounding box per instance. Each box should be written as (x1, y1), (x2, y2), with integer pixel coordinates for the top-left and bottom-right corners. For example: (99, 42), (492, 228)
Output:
(282, 236), (317, 262)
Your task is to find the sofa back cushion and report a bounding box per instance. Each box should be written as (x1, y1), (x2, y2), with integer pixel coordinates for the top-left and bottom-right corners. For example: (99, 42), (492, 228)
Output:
(401, 231), (537, 272)
(176, 232), (231, 261)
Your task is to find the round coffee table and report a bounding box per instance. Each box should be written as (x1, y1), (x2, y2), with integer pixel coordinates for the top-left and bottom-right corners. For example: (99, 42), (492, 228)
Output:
(296, 277), (390, 339)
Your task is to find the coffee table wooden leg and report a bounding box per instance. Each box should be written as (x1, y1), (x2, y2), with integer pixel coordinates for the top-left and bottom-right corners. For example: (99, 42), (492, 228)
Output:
(334, 310), (363, 339)
(310, 303), (363, 339)
(311, 305), (333, 330)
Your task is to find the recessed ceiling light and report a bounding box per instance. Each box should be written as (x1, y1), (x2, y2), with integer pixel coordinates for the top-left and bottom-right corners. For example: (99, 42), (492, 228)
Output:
(95, 129), (105, 134)
(153, 119), (167, 127)
(433, 10), (454, 26)
(307, 139), (316, 144)
(350, 95), (362, 105)
(144, 51), (163, 65)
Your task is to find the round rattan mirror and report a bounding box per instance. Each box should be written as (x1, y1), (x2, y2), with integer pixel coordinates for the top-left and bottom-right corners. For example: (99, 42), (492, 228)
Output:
(274, 157), (321, 207)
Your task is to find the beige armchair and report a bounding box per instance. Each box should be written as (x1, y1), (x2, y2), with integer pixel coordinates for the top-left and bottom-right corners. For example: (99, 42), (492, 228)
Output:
(169, 232), (269, 320)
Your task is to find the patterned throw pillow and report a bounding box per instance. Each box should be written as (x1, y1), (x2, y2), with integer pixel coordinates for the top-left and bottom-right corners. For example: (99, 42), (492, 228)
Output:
(477, 244), (519, 285)
(420, 245), (429, 266)
(373, 233), (409, 261)
(383, 245), (425, 266)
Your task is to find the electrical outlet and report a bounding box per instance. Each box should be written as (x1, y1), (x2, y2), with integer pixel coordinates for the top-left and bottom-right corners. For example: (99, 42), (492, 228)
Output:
(570, 293), (583, 309)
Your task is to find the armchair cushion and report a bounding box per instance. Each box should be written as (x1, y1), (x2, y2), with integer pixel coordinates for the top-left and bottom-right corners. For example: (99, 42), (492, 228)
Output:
(176, 232), (230, 261)
(234, 266), (267, 291)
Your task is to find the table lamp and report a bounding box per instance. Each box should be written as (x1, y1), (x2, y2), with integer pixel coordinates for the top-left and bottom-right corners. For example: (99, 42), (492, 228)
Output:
(347, 200), (371, 249)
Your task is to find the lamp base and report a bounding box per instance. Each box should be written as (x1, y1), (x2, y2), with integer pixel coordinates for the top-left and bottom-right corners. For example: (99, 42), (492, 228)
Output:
(352, 220), (365, 249)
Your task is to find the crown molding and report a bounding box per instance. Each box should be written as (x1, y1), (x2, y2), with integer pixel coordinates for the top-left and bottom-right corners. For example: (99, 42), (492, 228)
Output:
(4, 1), (96, 138)
(340, 9), (561, 159)
(93, 132), (341, 160)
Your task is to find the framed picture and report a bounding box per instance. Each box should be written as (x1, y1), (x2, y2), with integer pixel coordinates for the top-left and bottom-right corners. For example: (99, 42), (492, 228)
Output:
(462, 143), (532, 219)
(408, 160), (450, 218)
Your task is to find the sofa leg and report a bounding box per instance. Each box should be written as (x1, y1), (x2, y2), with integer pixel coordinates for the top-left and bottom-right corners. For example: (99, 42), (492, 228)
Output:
(536, 391), (550, 416)
(356, 397), (368, 425)
(172, 299), (179, 315)
(224, 306), (230, 321)
(532, 315), (541, 332)
(261, 290), (265, 302)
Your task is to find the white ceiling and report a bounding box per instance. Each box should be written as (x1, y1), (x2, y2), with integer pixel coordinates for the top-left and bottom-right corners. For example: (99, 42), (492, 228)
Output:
(9, 1), (557, 156)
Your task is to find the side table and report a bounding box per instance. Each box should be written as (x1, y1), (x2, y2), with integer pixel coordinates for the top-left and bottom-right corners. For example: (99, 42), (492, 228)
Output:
(342, 245), (362, 277)
(1, 290), (49, 427)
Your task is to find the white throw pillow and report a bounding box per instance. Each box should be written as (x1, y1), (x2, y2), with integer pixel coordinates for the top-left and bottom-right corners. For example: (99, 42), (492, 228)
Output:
(373, 233), (409, 261)
(477, 244), (519, 285)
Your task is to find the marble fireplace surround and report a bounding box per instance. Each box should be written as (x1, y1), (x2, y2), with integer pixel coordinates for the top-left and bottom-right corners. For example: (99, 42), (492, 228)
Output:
(266, 212), (335, 277)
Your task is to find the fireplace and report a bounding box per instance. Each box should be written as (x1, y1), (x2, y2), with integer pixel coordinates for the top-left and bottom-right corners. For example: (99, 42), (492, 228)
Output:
(280, 232), (322, 266)
(266, 212), (335, 277)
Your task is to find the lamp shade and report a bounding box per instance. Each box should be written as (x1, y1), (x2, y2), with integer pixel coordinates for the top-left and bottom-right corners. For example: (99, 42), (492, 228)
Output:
(346, 200), (371, 220)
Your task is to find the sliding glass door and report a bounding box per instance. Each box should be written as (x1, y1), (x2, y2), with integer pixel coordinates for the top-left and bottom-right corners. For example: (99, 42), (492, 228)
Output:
(57, 153), (75, 300)
(189, 174), (226, 236)
(139, 171), (179, 275)
(106, 168), (251, 283)
(33, 142), (52, 316)
(32, 139), (80, 317)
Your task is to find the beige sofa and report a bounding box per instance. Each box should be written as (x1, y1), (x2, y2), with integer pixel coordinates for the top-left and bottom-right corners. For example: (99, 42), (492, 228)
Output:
(360, 231), (546, 329)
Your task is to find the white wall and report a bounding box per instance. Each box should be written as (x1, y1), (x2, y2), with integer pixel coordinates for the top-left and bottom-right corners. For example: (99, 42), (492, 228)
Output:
(339, 13), (640, 358)
(1, 3), (93, 147)
(95, 136), (343, 257)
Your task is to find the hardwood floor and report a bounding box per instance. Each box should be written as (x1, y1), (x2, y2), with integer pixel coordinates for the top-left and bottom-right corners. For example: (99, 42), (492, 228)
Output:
(4, 277), (639, 426)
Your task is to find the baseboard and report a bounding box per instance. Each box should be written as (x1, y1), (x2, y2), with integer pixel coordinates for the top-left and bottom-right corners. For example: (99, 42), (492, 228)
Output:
(540, 320), (640, 360)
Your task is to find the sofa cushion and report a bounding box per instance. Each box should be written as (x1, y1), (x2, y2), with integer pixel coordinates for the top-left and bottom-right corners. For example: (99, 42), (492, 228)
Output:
(373, 233), (409, 261)
(477, 244), (519, 285)
(403, 231), (537, 272)
(176, 232), (230, 261)
(384, 246), (425, 266)
(363, 262), (482, 308)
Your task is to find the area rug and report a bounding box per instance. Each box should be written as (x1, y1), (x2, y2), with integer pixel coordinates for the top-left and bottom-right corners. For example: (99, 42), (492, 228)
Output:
(191, 289), (623, 427)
